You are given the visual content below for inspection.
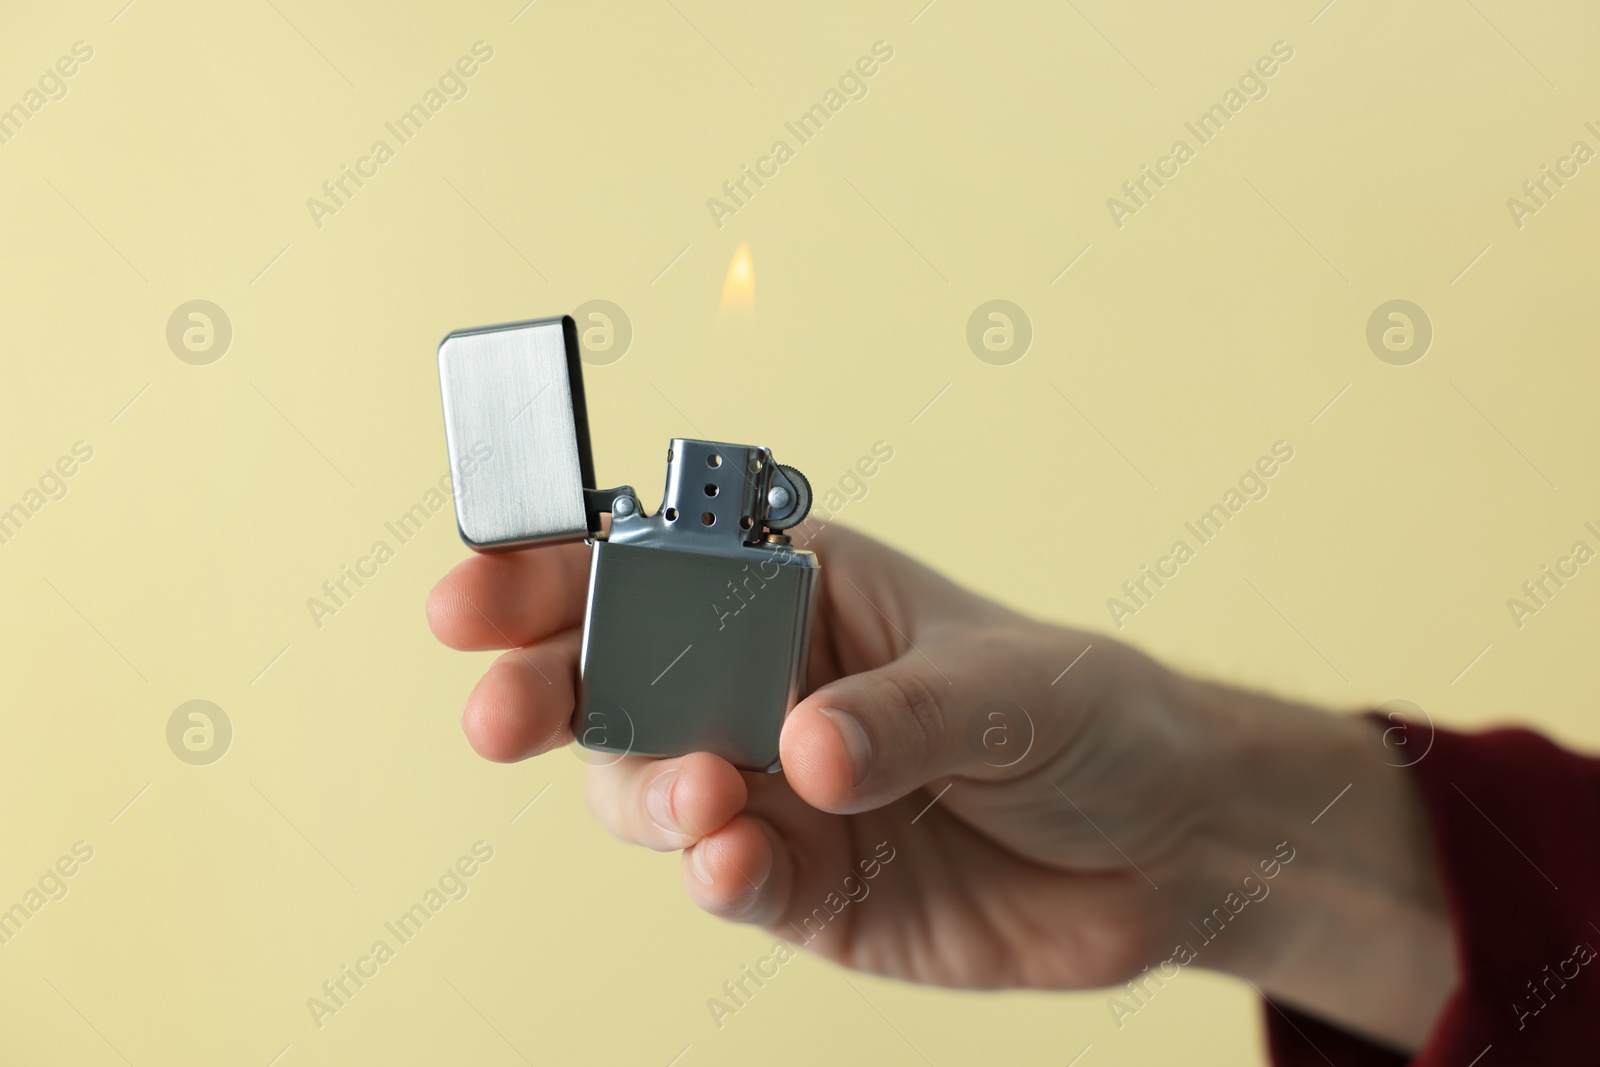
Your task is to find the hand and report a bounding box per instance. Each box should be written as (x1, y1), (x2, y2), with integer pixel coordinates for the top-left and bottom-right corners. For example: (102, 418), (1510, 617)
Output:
(427, 524), (1455, 1048)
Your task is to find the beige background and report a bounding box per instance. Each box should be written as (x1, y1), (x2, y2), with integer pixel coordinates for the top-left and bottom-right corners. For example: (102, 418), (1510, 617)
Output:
(2, 0), (1598, 1063)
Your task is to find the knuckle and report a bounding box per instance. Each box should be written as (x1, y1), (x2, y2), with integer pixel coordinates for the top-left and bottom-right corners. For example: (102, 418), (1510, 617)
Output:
(873, 667), (947, 762)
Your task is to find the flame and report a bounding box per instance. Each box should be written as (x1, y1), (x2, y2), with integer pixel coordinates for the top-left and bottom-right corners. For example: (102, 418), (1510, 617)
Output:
(720, 242), (754, 318)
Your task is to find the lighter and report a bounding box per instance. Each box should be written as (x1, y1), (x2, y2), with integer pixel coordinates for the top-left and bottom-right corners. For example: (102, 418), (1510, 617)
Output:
(437, 315), (818, 772)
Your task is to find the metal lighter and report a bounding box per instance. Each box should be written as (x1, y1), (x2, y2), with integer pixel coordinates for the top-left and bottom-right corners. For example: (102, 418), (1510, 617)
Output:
(436, 315), (818, 772)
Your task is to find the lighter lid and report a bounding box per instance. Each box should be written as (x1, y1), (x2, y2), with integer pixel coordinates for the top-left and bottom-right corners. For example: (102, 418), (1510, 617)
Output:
(437, 315), (597, 551)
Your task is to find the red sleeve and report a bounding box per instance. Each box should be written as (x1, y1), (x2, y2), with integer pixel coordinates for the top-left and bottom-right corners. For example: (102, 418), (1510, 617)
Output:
(1267, 721), (1600, 1064)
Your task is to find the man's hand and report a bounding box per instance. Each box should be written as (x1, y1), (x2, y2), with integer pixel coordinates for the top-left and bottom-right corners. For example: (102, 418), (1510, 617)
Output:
(427, 524), (1455, 1048)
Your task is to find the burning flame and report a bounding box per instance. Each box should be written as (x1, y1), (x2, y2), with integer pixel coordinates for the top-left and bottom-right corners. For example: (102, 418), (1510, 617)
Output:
(720, 242), (754, 318)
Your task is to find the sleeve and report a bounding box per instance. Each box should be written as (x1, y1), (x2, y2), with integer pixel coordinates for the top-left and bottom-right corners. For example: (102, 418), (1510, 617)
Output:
(1265, 721), (1600, 1065)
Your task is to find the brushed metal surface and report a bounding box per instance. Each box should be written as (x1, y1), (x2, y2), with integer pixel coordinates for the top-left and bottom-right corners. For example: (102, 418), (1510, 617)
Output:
(579, 539), (818, 771)
(437, 316), (592, 550)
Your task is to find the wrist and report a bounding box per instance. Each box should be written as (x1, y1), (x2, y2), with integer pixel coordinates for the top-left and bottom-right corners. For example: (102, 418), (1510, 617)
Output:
(1168, 676), (1457, 1050)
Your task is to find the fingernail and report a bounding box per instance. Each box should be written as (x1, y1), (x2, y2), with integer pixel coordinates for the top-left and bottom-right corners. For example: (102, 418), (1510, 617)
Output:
(646, 769), (680, 836)
(820, 707), (873, 787)
(689, 842), (714, 884)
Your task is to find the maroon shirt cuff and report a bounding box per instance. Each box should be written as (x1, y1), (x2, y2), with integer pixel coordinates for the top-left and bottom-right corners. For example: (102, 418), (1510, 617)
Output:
(1267, 722), (1600, 1064)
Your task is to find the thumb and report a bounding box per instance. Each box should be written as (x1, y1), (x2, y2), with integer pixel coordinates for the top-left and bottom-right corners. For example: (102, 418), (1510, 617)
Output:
(780, 649), (979, 814)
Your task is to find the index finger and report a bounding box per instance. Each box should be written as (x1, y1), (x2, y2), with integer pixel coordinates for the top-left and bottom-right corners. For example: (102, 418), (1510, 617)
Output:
(427, 541), (591, 650)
